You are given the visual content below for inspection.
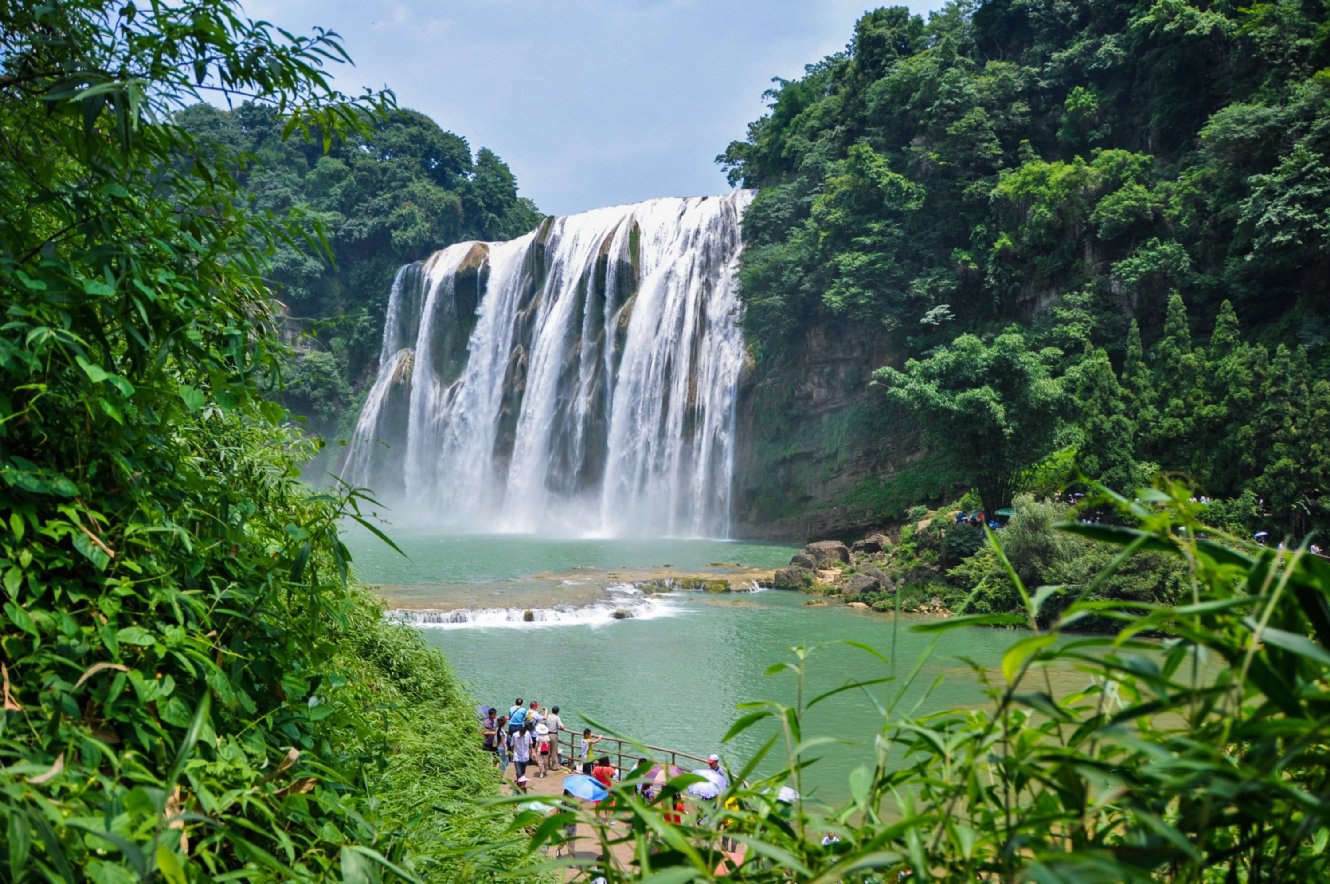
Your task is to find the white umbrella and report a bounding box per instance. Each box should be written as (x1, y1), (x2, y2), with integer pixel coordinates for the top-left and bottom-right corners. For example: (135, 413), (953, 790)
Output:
(687, 779), (720, 799)
(776, 786), (799, 803)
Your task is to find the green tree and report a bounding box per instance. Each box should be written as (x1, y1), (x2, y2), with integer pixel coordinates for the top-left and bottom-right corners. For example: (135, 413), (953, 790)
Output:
(1144, 292), (1203, 471)
(0, 2), (516, 877)
(875, 329), (1064, 516)
(1198, 300), (1261, 494)
(1066, 346), (1137, 490)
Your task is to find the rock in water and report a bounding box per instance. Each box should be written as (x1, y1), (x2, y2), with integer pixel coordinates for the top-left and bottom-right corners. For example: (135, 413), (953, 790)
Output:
(802, 540), (851, 567)
(772, 567), (811, 590)
(523, 610), (535, 622)
(612, 609), (632, 620)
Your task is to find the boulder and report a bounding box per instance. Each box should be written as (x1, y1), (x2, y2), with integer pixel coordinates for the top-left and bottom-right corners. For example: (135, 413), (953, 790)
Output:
(772, 567), (811, 591)
(843, 573), (882, 598)
(802, 540), (851, 567)
(789, 551), (818, 570)
(852, 533), (892, 554)
(847, 601), (870, 609)
(612, 608), (632, 620)
(862, 565), (894, 589)
(522, 610), (535, 622)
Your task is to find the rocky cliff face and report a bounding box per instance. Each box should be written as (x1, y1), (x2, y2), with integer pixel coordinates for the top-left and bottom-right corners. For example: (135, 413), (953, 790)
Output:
(731, 321), (959, 541)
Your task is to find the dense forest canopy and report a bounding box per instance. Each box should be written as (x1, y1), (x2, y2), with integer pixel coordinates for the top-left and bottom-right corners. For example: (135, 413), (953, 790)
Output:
(722, 0), (1330, 534)
(175, 102), (542, 432)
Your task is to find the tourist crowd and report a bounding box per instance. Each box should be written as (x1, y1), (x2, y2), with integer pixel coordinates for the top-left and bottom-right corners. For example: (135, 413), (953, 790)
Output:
(479, 697), (573, 781)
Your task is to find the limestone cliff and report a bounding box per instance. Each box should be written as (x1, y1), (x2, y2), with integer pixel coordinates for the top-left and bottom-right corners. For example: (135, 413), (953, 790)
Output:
(731, 321), (960, 541)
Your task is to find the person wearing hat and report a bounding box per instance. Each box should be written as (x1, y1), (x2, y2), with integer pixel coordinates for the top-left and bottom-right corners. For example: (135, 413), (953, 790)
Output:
(534, 722), (552, 777)
(706, 753), (730, 789)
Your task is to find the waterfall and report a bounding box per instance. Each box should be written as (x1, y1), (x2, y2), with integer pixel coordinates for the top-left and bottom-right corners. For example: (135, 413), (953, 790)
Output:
(341, 191), (752, 537)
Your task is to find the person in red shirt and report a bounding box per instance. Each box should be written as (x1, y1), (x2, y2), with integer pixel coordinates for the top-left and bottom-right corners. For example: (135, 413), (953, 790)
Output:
(591, 757), (616, 822)
(591, 756), (615, 789)
(663, 794), (686, 825)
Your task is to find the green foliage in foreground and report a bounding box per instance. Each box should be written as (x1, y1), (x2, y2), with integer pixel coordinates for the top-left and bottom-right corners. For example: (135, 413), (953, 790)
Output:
(0, 1), (515, 878)
(521, 484), (1330, 880)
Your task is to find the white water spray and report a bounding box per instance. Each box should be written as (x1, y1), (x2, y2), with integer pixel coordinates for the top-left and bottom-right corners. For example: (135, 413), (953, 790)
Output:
(341, 192), (752, 537)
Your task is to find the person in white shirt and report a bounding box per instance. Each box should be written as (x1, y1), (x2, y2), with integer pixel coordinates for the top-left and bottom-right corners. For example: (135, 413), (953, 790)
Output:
(545, 706), (564, 769)
(511, 724), (533, 778)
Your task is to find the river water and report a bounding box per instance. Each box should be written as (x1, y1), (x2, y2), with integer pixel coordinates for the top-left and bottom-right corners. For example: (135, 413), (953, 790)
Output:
(346, 527), (1083, 802)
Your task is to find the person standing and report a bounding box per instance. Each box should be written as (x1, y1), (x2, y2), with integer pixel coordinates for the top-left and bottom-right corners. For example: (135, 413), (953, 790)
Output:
(512, 722), (533, 779)
(664, 793), (686, 825)
(591, 756), (616, 823)
(578, 728), (601, 775)
(481, 708), (498, 759)
(494, 715), (510, 772)
(706, 753), (730, 789)
(535, 724), (552, 778)
(545, 705), (564, 769)
(508, 698), (527, 735)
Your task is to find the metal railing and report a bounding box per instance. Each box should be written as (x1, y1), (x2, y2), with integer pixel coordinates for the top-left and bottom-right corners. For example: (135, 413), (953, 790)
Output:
(552, 729), (717, 780)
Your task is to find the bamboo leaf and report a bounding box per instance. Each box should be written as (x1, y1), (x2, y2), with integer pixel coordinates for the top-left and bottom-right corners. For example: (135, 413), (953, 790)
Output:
(1002, 633), (1058, 681)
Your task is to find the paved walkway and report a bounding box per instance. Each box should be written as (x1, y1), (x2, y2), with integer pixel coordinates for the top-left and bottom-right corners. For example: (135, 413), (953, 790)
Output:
(501, 758), (747, 878)
(503, 760), (638, 876)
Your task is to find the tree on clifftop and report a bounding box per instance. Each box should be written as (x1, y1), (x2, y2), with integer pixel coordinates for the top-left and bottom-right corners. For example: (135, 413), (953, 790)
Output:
(875, 330), (1063, 517)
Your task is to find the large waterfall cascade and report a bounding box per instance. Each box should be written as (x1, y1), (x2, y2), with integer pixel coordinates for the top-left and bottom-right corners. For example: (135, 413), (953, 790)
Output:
(341, 191), (753, 537)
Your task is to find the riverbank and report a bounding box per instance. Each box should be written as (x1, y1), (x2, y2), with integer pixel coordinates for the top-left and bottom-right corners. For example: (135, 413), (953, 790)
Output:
(766, 494), (1193, 629)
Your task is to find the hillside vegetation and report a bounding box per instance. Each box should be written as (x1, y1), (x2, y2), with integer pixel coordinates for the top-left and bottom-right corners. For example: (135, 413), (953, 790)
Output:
(175, 102), (542, 440)
(0, 2), (518, 878)
(723, 0), (1330, 539)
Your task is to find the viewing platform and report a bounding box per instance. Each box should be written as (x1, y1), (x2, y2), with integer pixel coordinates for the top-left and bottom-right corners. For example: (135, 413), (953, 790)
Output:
(501, 729), (746, 877)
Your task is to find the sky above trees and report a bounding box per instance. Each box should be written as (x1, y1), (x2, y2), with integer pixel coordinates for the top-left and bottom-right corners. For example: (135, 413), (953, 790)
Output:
(240, 0), (946, 216)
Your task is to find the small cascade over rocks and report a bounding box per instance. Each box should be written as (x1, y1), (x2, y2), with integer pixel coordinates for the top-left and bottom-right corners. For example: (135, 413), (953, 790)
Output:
(385, 584), (680, 630)
(342, 192), (752, 537)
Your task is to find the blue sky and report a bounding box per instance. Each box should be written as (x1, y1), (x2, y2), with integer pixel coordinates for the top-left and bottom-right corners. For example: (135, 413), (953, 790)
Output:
(242, 1), (946, 216)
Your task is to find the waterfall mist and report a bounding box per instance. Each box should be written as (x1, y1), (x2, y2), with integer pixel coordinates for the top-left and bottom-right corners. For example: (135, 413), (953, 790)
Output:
(342, 192), (752, 538)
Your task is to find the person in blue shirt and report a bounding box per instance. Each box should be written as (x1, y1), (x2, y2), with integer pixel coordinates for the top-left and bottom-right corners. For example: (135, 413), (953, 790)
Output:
(508, 697), (528, 734)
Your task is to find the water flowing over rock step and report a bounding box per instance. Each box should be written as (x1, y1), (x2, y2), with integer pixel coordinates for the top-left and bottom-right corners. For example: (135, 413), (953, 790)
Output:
(342, 193), (753, 539)
(382, 571), (777, 629)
